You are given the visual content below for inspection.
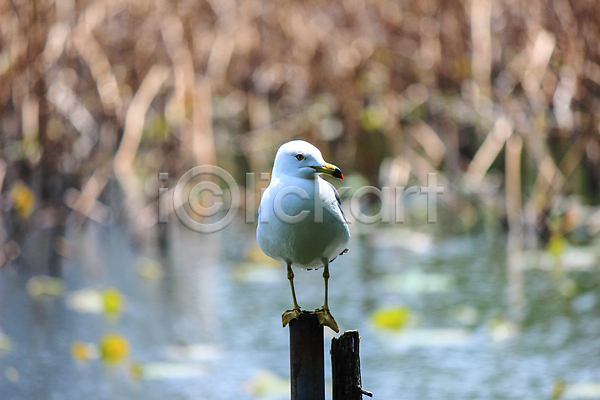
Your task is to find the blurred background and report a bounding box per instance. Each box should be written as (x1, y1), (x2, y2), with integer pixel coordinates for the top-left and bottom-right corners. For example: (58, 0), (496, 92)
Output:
(2, 0), (600, 399)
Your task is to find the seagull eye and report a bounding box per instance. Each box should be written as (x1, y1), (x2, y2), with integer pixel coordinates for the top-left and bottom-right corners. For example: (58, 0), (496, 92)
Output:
(295, 154), (304, 161)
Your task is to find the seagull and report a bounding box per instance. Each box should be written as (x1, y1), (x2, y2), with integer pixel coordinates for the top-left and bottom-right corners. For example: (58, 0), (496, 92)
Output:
(257, 140), (350, 332)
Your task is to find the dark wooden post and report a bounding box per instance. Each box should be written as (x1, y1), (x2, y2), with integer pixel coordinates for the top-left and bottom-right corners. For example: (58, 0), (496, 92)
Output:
(331, 330), (372, 400)
(289, 311), (324, 400)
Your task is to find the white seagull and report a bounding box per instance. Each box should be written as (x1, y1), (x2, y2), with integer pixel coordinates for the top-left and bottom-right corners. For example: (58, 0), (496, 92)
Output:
(257, 140), (350, 332)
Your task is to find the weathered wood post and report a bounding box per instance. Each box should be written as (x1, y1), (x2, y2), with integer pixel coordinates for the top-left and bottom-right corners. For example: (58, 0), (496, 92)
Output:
(331, 330), (372, 400)
(289, 311), (325, 400)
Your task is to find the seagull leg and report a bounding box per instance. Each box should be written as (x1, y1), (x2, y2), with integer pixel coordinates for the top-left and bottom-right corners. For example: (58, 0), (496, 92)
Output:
(313, 258), (339, 332)
(282, 262), (302, 327)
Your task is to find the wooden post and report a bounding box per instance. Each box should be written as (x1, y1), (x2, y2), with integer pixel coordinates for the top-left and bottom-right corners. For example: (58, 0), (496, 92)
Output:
(331, 330), (372, 400)
(289, 311), (324, 400)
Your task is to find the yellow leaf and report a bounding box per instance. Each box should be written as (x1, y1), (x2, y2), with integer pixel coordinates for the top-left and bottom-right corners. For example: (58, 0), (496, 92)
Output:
(71, 341), (90, 362)
(100, 333), (129, 364)
(129, 361), (144, 380)
(551, 378), (565, 400)
(370, 306), (411, 330)
(136, 258), (164, 281)
(26, 276), (65, 298)
(244, 369), (289, 397)
(245, 245), (279, 264)
(102, 287), (122, 316)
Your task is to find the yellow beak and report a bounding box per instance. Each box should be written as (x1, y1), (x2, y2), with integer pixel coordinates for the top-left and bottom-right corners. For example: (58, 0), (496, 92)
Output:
(311, 163), (344, 179)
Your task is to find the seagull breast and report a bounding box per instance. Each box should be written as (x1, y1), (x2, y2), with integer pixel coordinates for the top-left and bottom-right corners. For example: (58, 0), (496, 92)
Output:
(257, 174), (349, 270)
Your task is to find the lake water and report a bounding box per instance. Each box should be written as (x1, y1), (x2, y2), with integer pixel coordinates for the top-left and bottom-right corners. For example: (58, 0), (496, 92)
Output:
(1, 217), (600, 400)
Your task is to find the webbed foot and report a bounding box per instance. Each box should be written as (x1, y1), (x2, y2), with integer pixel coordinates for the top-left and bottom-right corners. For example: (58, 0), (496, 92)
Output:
(313, 307), (339, 333)
(282, 308), (302, 327)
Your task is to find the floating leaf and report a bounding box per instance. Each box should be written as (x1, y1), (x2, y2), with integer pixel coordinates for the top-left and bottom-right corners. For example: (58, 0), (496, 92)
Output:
(71, 341), (98, 362)
(5, 366), (19, 383)
(102, 287), (123, 316)
(562, 382), (600, 399)
(370, 229), (433, 252)
(245, 245), (279, 264)
(232, 262), (281, 283)
(141, 362), (206, 380)
(129, 361), (143, 380)
(26, 276), (65, 298)
(380, 328), (471, 348)
(487, 311), (518, 341)
(0, 332), (13, 353)
(164, 344), (221, 362)
(451, 305), (479, 326)
(244, 369), (289, 398)
(370, 306), (411, 330)
(66, 289), (103, 313)
(137, 258), (164, 281)
(383, 269), (455, 293)
(551, 378), (565, 400)
(71, 341), (88, 361)
(100, 333), (129, 364)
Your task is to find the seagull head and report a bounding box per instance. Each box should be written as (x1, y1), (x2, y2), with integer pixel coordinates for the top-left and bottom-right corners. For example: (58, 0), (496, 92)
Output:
(272, 140), (344, 180)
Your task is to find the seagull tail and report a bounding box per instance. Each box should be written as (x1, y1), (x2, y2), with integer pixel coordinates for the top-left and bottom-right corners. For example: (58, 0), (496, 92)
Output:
(328, 248), (349, 264)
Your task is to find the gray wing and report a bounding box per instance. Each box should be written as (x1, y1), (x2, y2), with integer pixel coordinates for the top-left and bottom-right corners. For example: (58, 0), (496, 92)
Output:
(324, 180), (347, 223)
(322, 180), (350, 264)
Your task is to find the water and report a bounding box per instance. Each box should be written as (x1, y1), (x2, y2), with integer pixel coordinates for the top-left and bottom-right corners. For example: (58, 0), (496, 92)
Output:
(1, 218), (600, 400)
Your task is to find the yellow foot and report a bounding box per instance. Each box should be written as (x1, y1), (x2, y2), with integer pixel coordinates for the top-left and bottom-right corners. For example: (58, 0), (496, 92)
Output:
(313, 307), (339, 333)
(282, 308), (302, 327)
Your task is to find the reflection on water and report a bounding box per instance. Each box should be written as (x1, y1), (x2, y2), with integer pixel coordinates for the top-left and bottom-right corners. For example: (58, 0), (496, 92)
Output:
(2, 218), (600, 400)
